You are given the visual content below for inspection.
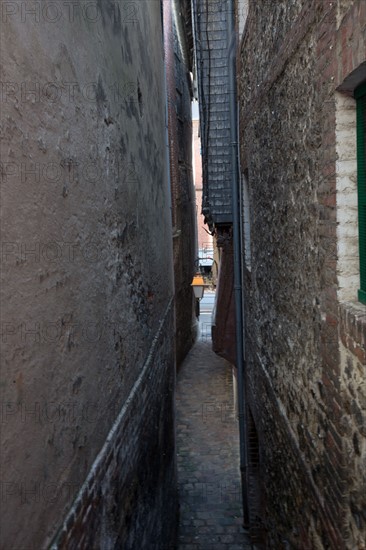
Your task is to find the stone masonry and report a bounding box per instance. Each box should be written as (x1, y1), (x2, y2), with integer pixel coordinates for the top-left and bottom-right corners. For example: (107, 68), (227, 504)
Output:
(163, 0), (197, 366)
(238, 1), (366, 547)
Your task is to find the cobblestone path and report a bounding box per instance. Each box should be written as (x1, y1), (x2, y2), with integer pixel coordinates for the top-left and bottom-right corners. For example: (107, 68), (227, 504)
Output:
(176, 340), (253, 549)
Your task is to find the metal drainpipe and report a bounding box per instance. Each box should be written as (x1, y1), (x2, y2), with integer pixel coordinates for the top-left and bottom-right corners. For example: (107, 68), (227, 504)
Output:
(227, 0), (249, 528)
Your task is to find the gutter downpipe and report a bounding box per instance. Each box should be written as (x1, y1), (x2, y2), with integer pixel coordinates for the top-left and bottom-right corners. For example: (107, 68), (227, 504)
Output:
(227, 0), (249, 528)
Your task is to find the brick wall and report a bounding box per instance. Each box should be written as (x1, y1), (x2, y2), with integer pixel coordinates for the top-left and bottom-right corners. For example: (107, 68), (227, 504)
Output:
(239, 0), (366, 547)
(212, 230), (236, 366)
(163, 0), (197, 366)
(51, 301), (177, 549)
(193, 119), (213, 252)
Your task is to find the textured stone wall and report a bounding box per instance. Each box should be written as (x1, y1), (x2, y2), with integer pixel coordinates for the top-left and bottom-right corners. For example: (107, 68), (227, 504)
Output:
(212, 230), (236, 366)
(0, 1), (177, 547)
(164, 0), (197, 366)
(193, 119), (213, 252)
(239, 0), (366, 547)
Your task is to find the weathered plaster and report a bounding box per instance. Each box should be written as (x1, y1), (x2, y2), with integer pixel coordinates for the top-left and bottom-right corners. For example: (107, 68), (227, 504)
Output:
(0, 1), (177, 547)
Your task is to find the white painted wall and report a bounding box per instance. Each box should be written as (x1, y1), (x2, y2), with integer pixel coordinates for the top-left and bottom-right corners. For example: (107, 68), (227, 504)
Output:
(335, 93), (359, 302)
(237, 0), (249, 38)
(242, 172), (252, 271)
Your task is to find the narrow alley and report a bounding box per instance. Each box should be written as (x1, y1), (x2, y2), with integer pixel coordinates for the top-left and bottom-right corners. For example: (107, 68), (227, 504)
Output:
(1, 0), (366, 549)
(176, 340), (252, 550)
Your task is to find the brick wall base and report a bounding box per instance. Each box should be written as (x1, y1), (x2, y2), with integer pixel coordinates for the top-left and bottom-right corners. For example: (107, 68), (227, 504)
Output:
(247, 351), (345, 550)
(50, 299), (178, 550)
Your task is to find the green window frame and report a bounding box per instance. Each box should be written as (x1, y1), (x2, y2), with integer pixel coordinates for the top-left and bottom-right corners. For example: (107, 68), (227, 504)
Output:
(356, 82), (366, 305)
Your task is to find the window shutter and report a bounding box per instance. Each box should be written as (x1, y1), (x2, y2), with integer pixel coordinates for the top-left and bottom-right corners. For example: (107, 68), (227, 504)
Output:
(356, 83), (366, 304)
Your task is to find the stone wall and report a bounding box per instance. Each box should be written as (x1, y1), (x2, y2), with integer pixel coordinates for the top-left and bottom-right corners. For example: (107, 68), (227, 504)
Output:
(193, 119), (212, 253)
(239, 0), (366, 547)
(212, 231), (236, 366)
(0, 1), (177, 547)
(164, 0), (197, 366)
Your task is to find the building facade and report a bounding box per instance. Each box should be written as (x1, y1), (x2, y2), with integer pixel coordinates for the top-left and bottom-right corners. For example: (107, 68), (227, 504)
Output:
(164, 0), (197, 366)
(192, 113), (215, 281)
(0, 1), (194, 547)
(238, 1), (366, 547)
(192, 0), (237, 364)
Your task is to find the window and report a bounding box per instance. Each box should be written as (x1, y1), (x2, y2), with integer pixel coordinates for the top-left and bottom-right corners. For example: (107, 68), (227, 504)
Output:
(356, 82), (366, 304)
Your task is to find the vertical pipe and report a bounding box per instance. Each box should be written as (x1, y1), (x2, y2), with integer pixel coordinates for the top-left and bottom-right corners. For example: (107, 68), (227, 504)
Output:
(227, 0), (249, 528)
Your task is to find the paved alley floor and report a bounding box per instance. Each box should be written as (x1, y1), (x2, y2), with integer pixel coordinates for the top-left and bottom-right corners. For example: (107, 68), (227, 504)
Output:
(176, 340), (253, 550)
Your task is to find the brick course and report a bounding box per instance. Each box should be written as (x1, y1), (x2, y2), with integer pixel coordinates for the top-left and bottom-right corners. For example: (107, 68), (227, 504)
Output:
(51, 301), (177, 550)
